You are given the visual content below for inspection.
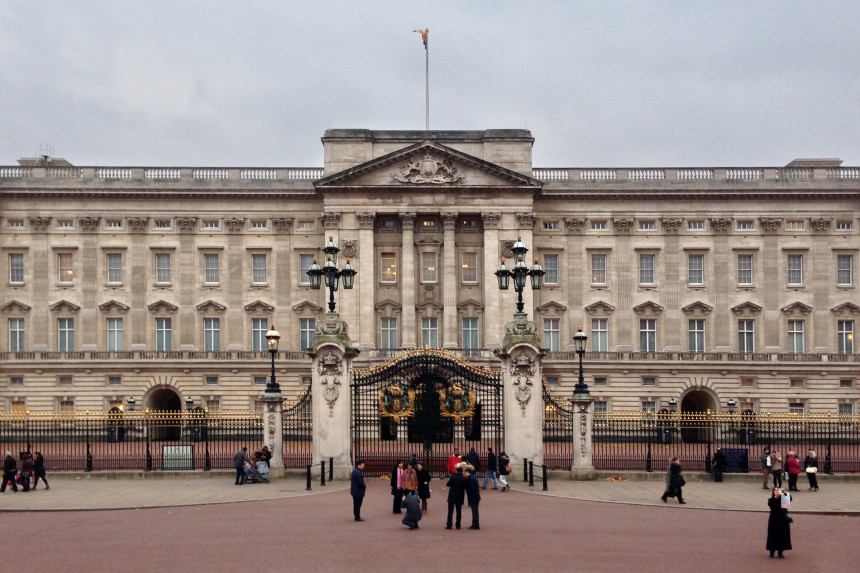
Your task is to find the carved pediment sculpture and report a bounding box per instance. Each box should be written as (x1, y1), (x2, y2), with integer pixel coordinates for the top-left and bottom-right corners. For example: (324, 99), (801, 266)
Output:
(318, 351), (344, 417)
(393, 153), (465, 185)
(510, 352), (536, 417)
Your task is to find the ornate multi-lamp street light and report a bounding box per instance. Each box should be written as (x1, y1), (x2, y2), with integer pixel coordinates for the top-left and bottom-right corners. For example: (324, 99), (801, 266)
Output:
(572, 326), (590, 396)
(307, 236), (357, 313)
(495, 236), (544, 313)
(265, 324), (281, 394)
(727, 398), (737, 413)
(668, 397), (678, 411)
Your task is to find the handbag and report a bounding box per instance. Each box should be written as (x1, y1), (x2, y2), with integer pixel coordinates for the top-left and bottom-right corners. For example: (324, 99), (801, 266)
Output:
(505, 464), (512, 473)
(785, 514), (794, 523)
(784, 471), (789, 481)
(806, 466), (817, 473)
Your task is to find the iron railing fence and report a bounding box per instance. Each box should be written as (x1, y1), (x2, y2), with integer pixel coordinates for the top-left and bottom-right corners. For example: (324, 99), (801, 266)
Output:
(542, 383), (574, 470)
(282, 386), (313, 468)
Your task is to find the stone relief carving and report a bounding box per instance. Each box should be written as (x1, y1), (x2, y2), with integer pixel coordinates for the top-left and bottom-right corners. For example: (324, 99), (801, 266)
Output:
(709, 217), (734, 233)
(356, 213), (375, 229)
(510, 352), (536, 416)
(320, 212), (341, 230)
(399, 212), (416, 229)
(809, 217), (832, 233)
(613, 218), (634, 234)
(505, 314), (537, 337)
(271, 217), (293, 232)
(481, 212), (501, 228)
(440, 212), (458, 230)
(758, 217), (782, 233)
(318, 351), (344, 417)
(661, 218), (683, 234)
(28, 216), (52, 231)
(515, 213), (537, 229)
(126, 217), (150, 233)
(501, 240), (515, 259)
(224, 217), (245, 233)
(393, 154), (465, 184)
(176, 217), (197, 232)
(342, 240), (357, 259)
(564, 217), (587, 234)
(77, 217), (101, 232)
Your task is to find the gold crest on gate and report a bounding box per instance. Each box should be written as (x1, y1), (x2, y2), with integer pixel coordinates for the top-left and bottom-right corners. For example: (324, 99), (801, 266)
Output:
(439, 383), (476, 422)
(379, 385), (416, 422)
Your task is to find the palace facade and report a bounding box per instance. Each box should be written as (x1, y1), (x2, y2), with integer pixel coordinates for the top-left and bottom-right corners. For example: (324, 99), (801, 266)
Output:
(1, 129), (858, 416)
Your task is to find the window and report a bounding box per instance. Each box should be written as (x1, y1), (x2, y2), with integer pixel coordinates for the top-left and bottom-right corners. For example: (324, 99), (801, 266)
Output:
(688, 220), (705, 230)
(107, 318), (124, 351)
(421, 318), (439, 348)
(251, 318), (267, 352)
(594, 401), (608, 414)
(204, 254), (219, 284)
(838, 321), (854, 354)
(8, 319), (24, 352)
(9, 253), (24, 283)
(58, 253), (74, 283)
(155, 219), (171, 229)
(543, 319), (560, 352)
(58, 318), (74, 351)
(740, 377), (755, 387)
(8, 220), (24, 228)
(461, 252), (478, 284)
(639, 254), (655, 285)
(790, 378), (804, 388)
(419, 218), (436, 229)
(109, 376), (122, 386)
(640, 319), (657, 352)
(254, 376), (267, 385)
(381, 317), (397, 350)
(837, 254), (853, 286)
(838, 403), (854, 416)
(252, 254), (267, 284)
(737, 254), (754, 286)
(788, 402), (804, 415)
(106, 253), (123, 284)
(543, 254), (559, 285)
(59, 400), (74, 413)
(380, 253), (397, 284)
(206, 376), (219, 385)
(788, 320), (805, 353)
(299, 254), (314, 285)
(11, 376), (23, 386)
(462, 318), (479, 350)
(251, 221), (267, 229)
(459, 216), (479, 230)
(203, 220), (219, 229)
(59, 376), (73, 386)
(591, 221), (607, 230)
(839, 379), (853, 389)
(543, 221), (559, 230)
(206, 398), (220, 410)
(593, 377), (607, 386)
(302, 376), (312, 386)
(738, 320), (755, 353)
(688, 319), (705, 352)
(786, 220), (805, 231)
(643, 377), (656, 386)
(57, 220), (74, 228)
(736, 221), (754, 230)
(591, 254), (606, 285)
(642, 401), (657, 414)
(155, 253), (171, 284)
(156, 318), (172, 351)
(638, 221), (656, 230)
(106, 220), (122, 229)
(300, 318), (316, 351)
(204, 318), (220, 351)
(836, 221), (853, 230)
(545, 376), (559, 386)
(787, 254), (803, 286)
(380, 218), (397, 229)
(421, 252), (437, 283)
(297, 220), (314, 231)
(688, 254), (704, 285)
(591, 319), (608, 351)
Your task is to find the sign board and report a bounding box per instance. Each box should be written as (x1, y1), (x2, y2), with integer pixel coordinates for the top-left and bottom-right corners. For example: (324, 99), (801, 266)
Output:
(162, 445), (194, 470)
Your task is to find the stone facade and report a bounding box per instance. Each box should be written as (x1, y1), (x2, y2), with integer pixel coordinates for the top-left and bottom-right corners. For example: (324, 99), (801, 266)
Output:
(1, 131), (858, 417)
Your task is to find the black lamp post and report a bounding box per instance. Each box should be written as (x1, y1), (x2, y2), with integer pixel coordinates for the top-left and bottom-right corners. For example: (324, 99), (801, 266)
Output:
(308, 236), (357, 313)
(495, 236), (544, 314)
(572, 326), (589, 395)
(727, 398), (737, 413)
(127, 397), (136, 411)
(185, 397), (193, 410)
(668, 397), (678, 411)
(265, 324), (281, 393)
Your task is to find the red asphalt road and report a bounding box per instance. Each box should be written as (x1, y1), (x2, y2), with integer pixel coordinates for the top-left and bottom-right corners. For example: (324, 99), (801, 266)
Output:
(2, 480), (857, 573)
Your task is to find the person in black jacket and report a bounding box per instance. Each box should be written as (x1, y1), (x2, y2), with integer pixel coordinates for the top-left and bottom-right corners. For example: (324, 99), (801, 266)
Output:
(464, 466), (481, 530)
(445, 463), (467, 529)
(2, 451), (19, 493)
(32, 451), (49, 490)
(482, 447), (498, 490)
(401, 490), (422, 529)
(351, 461), (366, 521)
(712, 448), (727, 482)
(416, 462), (432, 513)
(464, 447), (480, 473)
(766, 487), (792, 558)
(661, 456), (686, 503)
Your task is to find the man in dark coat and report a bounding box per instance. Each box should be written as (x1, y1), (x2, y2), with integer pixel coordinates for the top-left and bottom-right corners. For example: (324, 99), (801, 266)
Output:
(2, 451), (18, 493)
(482, 447), (498, 490)
(464, 447), (480, 473)
(712, 448), (727, 482)
(233, 447), (248, 485)
(400, 489), (422, 529)
(351, 460), (366, 522)
(661, 456), (686, 503)
(464, 466), (481, 530)
(33, 451), (49, 490)
(445, 464), (467, 529)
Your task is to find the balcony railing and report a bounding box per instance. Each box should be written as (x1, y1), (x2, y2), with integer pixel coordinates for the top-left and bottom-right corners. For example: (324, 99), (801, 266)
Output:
(531, 166), (860, 182)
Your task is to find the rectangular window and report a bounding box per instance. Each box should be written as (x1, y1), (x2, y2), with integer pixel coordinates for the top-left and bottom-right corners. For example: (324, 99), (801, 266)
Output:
(543, 221), (559, 230)
(790, 378), (804, 388)
(736, 221), (754, 230)
(593, 377), (607, 386)
(204, 253), (219, 284)
(107, 253), (123, 284)
(8, 220), (24, 228)
(642, 401), (657, 413)
(461, 252), (478, 284)
(251, 221), (267, 229)
(109, 376), (122, 386)
(543, 254), (559, 285)
(594, 401), (608, 413)
(786, 220), (805, 231)
(688, 254), (704, 285)
(206, 398), (220, 410)
(203, 221), (219, 229)
(421, 252), (437, 283)
(640, 319), (657, 352)
(107, 318), (124, 351)
(8, 319), (24, 352)
(58, 253), (74, 283)
(737, 254), (754, 286)
(462, 318), (479, 350)
(297, 220), (314, 231)
(11, 400), (26, 413)
(638, 221), (656, 230)
(11, 377), (24, 386)
(59, 376), (73, 386)
(789, 402), (805, 415)
(639, 254), (655, 285)
(380, 253), (397, 284)
(155, 253), (171, 284)
(254, 376), (267, 385)
(421, 318), (439, 348)
(591, 319), (608, 351)
(155, 220), (171, 229)
(839, 379), (852, 389)
(206, 376), (219, 385)
(836, 221), (853, 230)
(300, 318), (316, 351)
(381, 317), (398, 350)
(738, 320), (755, 353)
(688, 319), (705, 352)
(643, 377), (656, 386)
(591, 221), (607, 230)
(788, 320), (805, 353)
(204, 318), (220, 351)
(299, 254), (314, 285)
(156, 318), (172, 351)
(688, 221), (704, 230)
(591, 254), (607, 285)
(787, 254), (803, 286)
(59, 400), (74, 413)
(837, 254), (853, 286)
(9, 253), (24, 283)
(57, 220), (73, 228)
(545, 377), (559, 386)
(838, 320), (854, 354)
(543, 319), (560, 352)
(419, 218), (436, 229)
(252, 318), (268, 352)
(838, 403), (854, 416)
(251, 254), (267, 284)
(740, 377), (755, 387)
(58, 318), (74, 351)
(106, 220), (122, 228)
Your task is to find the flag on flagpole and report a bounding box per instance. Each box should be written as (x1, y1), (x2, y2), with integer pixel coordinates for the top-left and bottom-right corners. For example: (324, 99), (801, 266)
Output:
(414, 28), (428, 50)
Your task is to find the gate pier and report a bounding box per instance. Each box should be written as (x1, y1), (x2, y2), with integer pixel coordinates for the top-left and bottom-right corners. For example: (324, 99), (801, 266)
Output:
(261, 392), (285, 478)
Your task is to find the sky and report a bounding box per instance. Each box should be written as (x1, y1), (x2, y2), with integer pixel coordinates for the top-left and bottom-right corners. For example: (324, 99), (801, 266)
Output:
(1, 1), (859, 168)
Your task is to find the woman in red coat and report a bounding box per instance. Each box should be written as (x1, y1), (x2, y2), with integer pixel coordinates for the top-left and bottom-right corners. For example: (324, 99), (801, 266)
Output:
(785, 451), (802, 492)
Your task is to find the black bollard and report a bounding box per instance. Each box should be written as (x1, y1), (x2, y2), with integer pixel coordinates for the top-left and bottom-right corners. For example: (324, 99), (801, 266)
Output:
(528, 461), (534, 487)
(321, 460), (326, 486)
(542, 465), (548, 491)
(306, 464), (312, 491)
(329, 457), (334, 482)
(523, 459), (528, 482)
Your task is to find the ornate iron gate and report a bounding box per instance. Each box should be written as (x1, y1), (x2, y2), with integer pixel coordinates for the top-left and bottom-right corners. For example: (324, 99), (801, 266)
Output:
(543, 381), (574, 469)
(282, 386), (312, 468)
(352, 348), (503, 477)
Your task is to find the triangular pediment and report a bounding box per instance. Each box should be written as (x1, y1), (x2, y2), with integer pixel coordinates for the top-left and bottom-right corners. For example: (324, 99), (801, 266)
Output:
(416, 299), (444, 310)
(98, 300), (130, 313)
(633, 301), (664, 314)
(375, 299), (402, 312)
(1, 300), (31, 313)
(585, 301), (615, 314)
(314, 141), (542, 192)
(49, 300), (80, 313)
(147, 300), (178, 313)
(244, 300), (274, 313)
(731, 301), (763, 314)
(781, 301), (813, 315)
(457, 299), (484, 312)
(681, 301), (714, 314)
(536, 301), (568, 313)
(196, 300), (226, 313)
(831, 302), (860, 315)
(292, 300), (324, 313)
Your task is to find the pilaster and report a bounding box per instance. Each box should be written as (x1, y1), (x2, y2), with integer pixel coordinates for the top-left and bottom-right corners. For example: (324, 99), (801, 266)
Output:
(481, 213), (501, 348)
(261, 392), (285, 478)
(399, 213), (417, 348)
(441, 212), (458, 348)
(494, 338), (544, 471)
(357, 213), (376, 349)
(570, 397), (596, 480)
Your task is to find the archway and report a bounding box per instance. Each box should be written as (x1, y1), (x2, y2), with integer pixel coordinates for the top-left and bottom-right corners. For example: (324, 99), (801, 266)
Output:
(147, 387), (182, 411)
(146, 386), (182, 440)
(680, 389), (717, 443)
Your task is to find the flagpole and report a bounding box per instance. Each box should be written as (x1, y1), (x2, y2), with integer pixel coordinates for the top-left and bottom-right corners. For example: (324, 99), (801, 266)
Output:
(425, 42), (430, 131)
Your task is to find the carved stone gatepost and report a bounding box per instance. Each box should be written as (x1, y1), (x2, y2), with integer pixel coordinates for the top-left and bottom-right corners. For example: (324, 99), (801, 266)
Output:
(494, 312), (545, 476)
(260, 391), (285, 479)
(570, 396), (596, 480)
(307, 312), (360, 480)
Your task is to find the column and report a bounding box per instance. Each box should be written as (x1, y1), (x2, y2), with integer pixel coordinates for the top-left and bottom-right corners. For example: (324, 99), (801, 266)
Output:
(399, 213), (416, 348)
(357, 213), (377, 349)
(570, 397), (596, 480)
(261, 392), (284, 478)
(482, 213), (501, 348)
(441, 212), (458, 348)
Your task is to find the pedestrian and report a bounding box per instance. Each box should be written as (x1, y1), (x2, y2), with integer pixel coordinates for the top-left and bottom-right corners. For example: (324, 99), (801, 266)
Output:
(33, 451), (49, 490)
(803, 449), (819, 491)
(20, 452), (34, 492)
(766, 486), (792, 558)
(482, 447), (499, 490)
(712, 447), (726, 482)
(260, 445), (272, 469)
(351, 460), (366, 522)
(464, 465), (481, 530)
(402, 460), (419, 494)
(770, 451), (783, 489)
(233, 447), (248, 485)
(409, 453), (418, 469)
(760, 447), (772, 490)
(446, 448), (462, 475)
(416, 461), (432, 513)
(464, 447), (480, 473)
(390, 460), (404, 514)
(401, 489), (422, 530)
(785, 450), (801, 491)
(498, 451), (511, 492)
(661, 456), (686, 504)
(445, 462), (467, 530)
(2, 451), (19, 493)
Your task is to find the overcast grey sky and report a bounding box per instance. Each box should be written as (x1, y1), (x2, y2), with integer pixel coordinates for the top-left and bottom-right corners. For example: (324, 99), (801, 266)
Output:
(2, 1), (859, 168)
